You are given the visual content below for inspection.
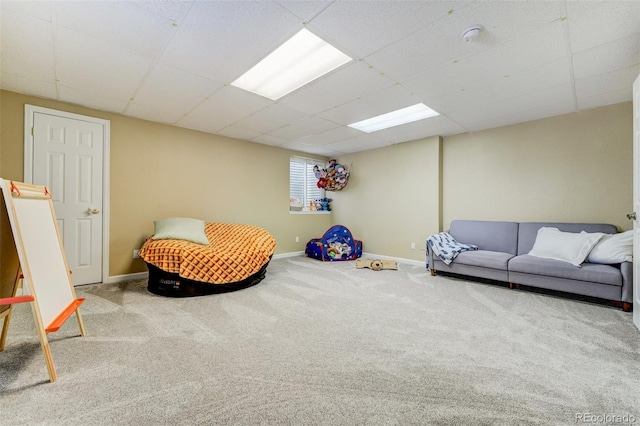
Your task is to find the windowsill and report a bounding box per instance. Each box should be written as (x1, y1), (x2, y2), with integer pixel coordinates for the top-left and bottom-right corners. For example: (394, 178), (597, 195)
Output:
(289, 210), (331, 215)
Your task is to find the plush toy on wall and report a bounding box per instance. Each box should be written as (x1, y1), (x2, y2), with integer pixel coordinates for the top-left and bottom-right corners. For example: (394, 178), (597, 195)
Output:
(314, 159), (351, 191)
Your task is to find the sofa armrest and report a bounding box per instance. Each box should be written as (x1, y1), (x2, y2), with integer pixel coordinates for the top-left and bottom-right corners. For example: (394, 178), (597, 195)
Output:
(620, 261), (633, 303)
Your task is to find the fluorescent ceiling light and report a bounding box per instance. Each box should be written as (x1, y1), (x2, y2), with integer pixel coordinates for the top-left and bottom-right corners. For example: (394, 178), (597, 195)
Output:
(348, 103), (440, 133)
(231, 28), (352, 100)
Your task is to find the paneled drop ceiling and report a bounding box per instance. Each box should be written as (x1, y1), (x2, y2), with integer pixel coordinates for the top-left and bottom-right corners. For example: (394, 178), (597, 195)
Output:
(1, 1), (639, 156)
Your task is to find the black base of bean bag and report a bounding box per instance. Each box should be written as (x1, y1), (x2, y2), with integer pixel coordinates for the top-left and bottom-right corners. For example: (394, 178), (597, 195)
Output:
(145, 261), (269, 297)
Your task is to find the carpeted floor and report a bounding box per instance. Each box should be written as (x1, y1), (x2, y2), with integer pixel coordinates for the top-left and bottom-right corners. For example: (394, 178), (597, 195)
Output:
(1, 256), (639, 425)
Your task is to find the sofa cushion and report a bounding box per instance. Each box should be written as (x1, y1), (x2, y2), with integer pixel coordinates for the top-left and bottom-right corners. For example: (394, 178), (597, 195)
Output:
(509, 255), (621, 287)
(517, 222), (617, 255)
(451, 250), (515, 270)
(449, 220), (519, 255)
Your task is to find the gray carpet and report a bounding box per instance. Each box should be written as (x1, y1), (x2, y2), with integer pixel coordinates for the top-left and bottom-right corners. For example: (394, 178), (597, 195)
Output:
(1, 256), (639, 425)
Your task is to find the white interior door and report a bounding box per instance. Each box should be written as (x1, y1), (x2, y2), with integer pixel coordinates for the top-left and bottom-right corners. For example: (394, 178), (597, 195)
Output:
(633, 75), (640, 331)
(25, 106), (109, 285)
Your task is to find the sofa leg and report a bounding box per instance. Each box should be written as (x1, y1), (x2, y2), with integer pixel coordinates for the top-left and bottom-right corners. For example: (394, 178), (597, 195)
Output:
(430, 269), (436, 277)
(622, 302), (632, 312)
(509, 283), (520, 290)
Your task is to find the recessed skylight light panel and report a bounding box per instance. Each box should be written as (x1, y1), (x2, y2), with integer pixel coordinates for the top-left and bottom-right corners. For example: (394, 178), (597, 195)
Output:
(348, 103), (440, 133)
(231, 28), (352, 100)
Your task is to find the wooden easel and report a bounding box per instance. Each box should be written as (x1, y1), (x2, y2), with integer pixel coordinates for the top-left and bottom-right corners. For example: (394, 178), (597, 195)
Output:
(0, 179), (86, 382)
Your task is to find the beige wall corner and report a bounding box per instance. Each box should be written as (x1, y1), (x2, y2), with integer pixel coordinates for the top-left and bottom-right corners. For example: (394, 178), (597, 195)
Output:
(443, 102), (633, 231)
(330, 137), (441, 262)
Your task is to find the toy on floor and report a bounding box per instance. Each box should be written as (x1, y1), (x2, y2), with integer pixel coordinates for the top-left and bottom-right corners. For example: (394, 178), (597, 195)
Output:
(356, 258), (398, 271)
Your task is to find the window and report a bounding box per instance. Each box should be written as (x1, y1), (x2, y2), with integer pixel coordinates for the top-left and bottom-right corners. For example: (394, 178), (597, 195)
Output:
(290, 156), (325, 212)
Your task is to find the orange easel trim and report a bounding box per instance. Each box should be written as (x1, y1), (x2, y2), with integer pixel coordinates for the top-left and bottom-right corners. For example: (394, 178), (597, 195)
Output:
(0, 295), (35, 306)
(45, 298), (85, 333)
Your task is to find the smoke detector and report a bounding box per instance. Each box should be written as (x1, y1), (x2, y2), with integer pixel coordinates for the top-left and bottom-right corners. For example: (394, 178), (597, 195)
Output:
(462, 25), (484, 42)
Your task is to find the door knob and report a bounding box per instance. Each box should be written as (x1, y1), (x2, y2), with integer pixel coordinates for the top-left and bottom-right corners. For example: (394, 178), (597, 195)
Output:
(627, 212), (636, 220)
(87, 208), (100, 215)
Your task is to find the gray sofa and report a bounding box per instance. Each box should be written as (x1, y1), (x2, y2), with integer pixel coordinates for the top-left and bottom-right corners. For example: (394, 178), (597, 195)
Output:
(427, 220), (633, 312)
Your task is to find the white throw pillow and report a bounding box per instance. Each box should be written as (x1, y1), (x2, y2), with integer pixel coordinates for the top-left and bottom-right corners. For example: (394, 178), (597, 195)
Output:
(152, 217), (209, 245)
(528, 227), (604, 267)
(587, 230), (633, 264)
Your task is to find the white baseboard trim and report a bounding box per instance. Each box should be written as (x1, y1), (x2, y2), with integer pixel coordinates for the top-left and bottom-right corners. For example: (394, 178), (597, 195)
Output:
(108, 271), (148, 283)
(273, 251), (426, 267)
(273, 251), (305, 259)
(104, 252), (425, 284)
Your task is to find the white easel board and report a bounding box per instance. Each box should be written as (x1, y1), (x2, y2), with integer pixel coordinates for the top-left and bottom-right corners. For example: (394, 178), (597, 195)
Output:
(0, 178), (85, 382)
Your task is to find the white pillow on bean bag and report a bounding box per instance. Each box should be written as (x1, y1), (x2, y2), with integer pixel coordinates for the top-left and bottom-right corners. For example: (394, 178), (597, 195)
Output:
(152, 217), (209, 245)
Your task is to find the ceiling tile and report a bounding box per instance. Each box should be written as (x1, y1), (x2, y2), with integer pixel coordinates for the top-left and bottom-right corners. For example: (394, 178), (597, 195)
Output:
(251, 134), (290, 147)
(402, 21), (569, 101)
(366, 0), (565, 82)
(0, 9), (55, 82)
(58, 85), (128, 114)
(309, 1), (470, 58)
(577, 88), (634, 111)
(55, 27), (154, 100)
(374, 115), (467, 144)
(289, 126), (363, 147)
(133, 63), (224, 114)
(575, 65), (639, 101)
(177, 85), (272, 133)
(425, 57), (572, 114)
(567, 0), (640, 53)
(267, 116), (340, 141)
(364, 11), (493, 83)
(324, 134), (390, 154)
(466, 100), (575, 132)
(279, 139), (341, 156)
(232, 103), (309, 134)
(217, 126), (262, 142)
(276, 1), (332, 21)
(466, 0), (565, 42)
(55, 1), (178, 59)
(572, 33), (640, 80)
(0, 72), (57, 100)
(449, 83), (575, 123)
(132, 0), (195, 23)
(126, 102), (185, 125)
(318, 84), (421, 126)
(0, 0), (53, 22)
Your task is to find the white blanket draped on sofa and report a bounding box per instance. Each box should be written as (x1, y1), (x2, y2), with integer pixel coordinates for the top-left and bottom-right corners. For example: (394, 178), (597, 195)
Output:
(426, 232), (478, 266)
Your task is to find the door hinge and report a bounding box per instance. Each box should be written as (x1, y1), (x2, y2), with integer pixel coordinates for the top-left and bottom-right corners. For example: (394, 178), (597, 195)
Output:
(31, 127), (34, 136)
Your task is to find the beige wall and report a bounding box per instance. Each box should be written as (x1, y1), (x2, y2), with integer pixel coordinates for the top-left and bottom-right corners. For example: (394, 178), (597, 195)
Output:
(331, 137), (442, 262)
(442, 102), (633, 231)
(0, 90), (331, 285)
(1, 89), (633, 287)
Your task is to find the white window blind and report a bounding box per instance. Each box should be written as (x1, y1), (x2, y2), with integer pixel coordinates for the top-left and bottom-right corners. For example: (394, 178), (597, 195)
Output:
(290, 156), (325, 211)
